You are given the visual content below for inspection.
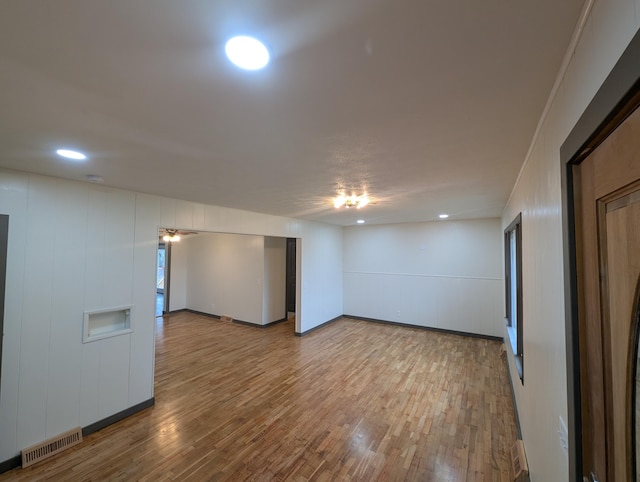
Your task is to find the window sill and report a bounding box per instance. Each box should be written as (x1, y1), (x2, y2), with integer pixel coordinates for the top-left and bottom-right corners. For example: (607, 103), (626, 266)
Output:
(504, 319), (523, 382)
(514, 354), (523, 383)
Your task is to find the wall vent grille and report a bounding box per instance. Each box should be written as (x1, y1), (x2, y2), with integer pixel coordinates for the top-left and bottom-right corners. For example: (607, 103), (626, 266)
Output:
(511, 439), (529, 482)
(21, 427), (83, 468)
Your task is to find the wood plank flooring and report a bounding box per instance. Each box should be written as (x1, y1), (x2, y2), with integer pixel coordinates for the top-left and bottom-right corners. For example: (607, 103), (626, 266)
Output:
(0, 312), (518, 481)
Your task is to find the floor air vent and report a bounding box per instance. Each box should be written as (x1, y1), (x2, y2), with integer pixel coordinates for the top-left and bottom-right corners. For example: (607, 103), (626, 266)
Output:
(21, 427), (83, 468)
(511, 439), (529, 482)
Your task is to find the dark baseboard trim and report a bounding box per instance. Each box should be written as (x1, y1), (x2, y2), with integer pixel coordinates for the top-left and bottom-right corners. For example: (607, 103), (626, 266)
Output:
(232, 319), (261, 328)
(180, 309), (288, 328)
(161, 307), (188, 316)
(233, 317), (288, 328)
(166, 308), (187, 315)
(82, 398), (155, 437)
(0, 398), (155, 475)
(343, 315), (503, 342)
(267, 317), (288, 326)
(0, 455), (21, 475)
(181, 309), (221, 319)
(295, 315), (342, 337)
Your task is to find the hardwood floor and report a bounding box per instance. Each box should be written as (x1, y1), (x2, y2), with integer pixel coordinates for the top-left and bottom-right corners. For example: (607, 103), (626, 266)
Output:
(1, 312), (517, 481)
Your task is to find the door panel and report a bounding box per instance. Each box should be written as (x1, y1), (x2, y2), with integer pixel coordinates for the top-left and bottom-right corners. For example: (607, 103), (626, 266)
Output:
(602, 189), (640, 481)
(592, 109), (640, 199)
(0, 215), (7, 398)
(576, 104), (640, 481)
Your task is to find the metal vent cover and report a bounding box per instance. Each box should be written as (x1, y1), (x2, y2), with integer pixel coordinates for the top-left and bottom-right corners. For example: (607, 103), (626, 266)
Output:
(21, 427), (83, 468)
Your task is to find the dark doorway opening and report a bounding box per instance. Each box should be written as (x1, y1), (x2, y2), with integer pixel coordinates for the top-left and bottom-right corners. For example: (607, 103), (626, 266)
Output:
(286, 238), (296, 314)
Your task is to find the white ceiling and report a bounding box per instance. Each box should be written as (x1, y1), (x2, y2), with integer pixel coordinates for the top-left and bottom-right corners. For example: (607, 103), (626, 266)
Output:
(0, 0), (585, 226)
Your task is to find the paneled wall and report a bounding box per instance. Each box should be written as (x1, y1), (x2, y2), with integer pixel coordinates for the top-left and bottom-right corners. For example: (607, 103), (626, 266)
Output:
(502, 1), (640, 480)
(0, 173), (154, 460)
(343, 219), (503, 337)
(0, 168), (343, 463)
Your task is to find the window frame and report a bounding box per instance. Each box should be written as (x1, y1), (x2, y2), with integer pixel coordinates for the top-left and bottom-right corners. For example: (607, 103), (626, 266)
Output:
(504, 213), (523, 381)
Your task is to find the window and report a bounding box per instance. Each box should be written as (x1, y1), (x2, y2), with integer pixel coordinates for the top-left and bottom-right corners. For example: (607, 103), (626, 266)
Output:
(157, 244), (166, 293)
(505, 213), (523, 381)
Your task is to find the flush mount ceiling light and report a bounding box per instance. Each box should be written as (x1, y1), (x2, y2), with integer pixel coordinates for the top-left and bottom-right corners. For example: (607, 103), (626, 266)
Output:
(439, 214), (449, 219)
(225, 36), (270, 70)
(56, 149), (87, 160)
(357, 219), (365, 224)
(334, 193), (370, 209)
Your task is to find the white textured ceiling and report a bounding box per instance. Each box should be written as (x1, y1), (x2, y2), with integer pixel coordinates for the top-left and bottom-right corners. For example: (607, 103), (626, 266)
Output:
(0, 0), (584, 226)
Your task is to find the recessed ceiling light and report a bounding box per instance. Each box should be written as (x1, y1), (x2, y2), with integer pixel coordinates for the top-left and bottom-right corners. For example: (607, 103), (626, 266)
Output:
(357, 219), (365, 224)
(438, 214), (449, 219)
(56, 149), (87, 160)
(225, 36), (270, 70)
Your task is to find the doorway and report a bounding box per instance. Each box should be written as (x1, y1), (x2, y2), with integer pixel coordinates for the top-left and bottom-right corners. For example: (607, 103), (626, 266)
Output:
(156, 240), (172, 317)
(573, 103), (640, 481)
(562, 29), (640, 482)
(567, 84), (640, 482)
(286, 238), (296, 317)
(155, 231), (298, 331)
(156, 242), (166, 317)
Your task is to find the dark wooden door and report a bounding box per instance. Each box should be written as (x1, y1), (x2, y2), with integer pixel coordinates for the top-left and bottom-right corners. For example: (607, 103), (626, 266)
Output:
(286, 238), (296, 313)
(575, 104), (640, 481)
(0, 215), (8, 397)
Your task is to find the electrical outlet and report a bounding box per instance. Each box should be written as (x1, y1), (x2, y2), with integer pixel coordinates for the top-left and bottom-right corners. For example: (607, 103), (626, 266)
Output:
(396, 310), (400, 316)
(211, 303), (215, 310)
(558, 416), (568, 456)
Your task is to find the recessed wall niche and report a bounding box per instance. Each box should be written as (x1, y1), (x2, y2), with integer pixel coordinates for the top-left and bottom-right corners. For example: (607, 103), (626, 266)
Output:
(83, 306), (133, 343)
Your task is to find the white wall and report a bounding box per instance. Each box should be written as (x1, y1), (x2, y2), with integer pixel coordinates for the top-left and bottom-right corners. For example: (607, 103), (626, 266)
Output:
(503, 1), (640, 481)
(0, 168), (343, 463)
(168, 233), (287, 325)
(343, 219), (503, 337)
(298, 224), (343, 333)
(185, 233), (264, 324)
(168, 240), (187, 311)
(263, 237), (286, 324)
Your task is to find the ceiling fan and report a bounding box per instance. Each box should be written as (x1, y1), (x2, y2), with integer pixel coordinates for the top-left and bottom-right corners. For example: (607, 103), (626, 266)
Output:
(159, 228), (199, 242)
